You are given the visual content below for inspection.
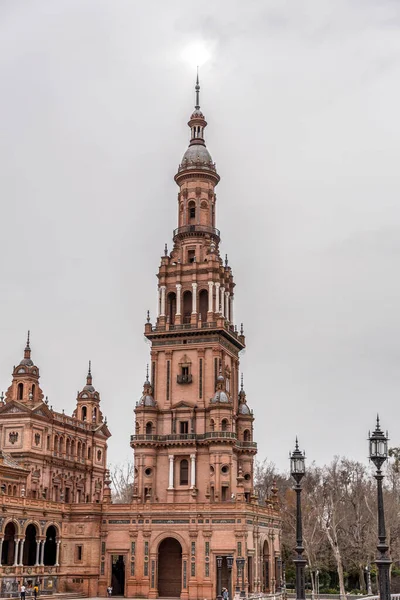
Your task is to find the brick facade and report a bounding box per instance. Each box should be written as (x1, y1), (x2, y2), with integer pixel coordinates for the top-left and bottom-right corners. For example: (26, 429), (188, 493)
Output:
(0, 78), (281, 598)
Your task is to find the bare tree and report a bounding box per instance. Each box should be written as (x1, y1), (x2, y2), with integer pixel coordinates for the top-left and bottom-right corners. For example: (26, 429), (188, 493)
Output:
(109, 462), (134, 503)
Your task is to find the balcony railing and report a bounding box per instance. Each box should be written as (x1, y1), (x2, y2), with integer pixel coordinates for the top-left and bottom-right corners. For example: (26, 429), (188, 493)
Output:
(173, 224), (220, 238)
(177, 374), (192, 384)
(130, 431), (257, 449)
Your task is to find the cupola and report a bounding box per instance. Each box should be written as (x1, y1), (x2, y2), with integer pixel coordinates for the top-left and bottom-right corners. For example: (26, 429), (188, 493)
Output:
(5, 332), (44, 405)
(74, 361), (103, 424)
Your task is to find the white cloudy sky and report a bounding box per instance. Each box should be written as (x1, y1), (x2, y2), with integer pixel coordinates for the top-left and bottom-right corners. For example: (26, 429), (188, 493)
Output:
(0, 0), (399, 473)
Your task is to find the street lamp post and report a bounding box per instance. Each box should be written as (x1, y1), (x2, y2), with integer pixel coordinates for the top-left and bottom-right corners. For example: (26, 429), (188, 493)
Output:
(227, 555), (234, 600)
(369, 417), (391, 600)
(290, 437), (307, 600)
(216, 556), (223, 600)
(236, 557), (245, 599)
(365, 565), (372, 596)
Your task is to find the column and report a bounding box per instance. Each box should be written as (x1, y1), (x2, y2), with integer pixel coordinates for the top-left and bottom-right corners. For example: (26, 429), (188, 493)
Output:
(157, 288), (161, 317)
(40, 539), (45, 566)
(192, 283), (197, 313)
(220, 287), (225, 317)
(168, 455), (174, 489)
(35, 539), (40, 566)
(0, 538), (3, 566)
(190, 454), (196, 489)
(215, 283), (220, 313)
(176, 284), (182, 315)
(13, 539), (20, 567)
(55, 541), (60, 566)
(230, 295), (234, 324)
(18, 538), (25, 566)
(225, 291), (230, 321)
(208, 282), (214, 312)
(160, 286), (166, 317)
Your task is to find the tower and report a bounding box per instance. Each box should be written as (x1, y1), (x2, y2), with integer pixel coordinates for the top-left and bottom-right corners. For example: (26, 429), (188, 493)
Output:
(132, 75), (255, 505)
(5, 332), (44, 406)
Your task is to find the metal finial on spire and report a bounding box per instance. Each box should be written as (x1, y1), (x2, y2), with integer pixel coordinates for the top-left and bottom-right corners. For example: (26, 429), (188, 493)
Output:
(376, 414), (381, 430)
(147, 310), (150, 323)
(225, 254), (228, 267)
(195, 67), (200, 110)
(88, 360), (92, 377)
(240, 323), (244, 336)
(26, 330), (30, 348)
(240, 373), (244, 392)
(146, 364), (149, 383)
(164, 243), (168, 257)
(295, 436), (299, 450)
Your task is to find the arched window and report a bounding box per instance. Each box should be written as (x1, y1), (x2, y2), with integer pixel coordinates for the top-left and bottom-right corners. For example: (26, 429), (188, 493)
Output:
(71, 440), (75, 457)
(66, 439), (70, 456)
(180, 459), (189, 485)
(59, 437), (64, 454)
(23, 524), (37, 566)
(221, 419), (228, 432)
(54, 435), (58, 453)
(93, 407), (97, 422)
(81, 406), (87, 421)
(87, 446), (91, 460)
(199, 289), (208, 322)
(12, 486), (17, 496)
(77, 441), (81, 459)
(44, 525), (57, 566)
(182, 291), (192, 324)
(167, 292), (176, 325)
(243, 429), (251, 442)
(7, 485), (11, 496)
(146, 422), (153, 435)
(2, 522), (16, 566)
(31, 384), (36, 401)
(17, 383), (23, 400)
(210, 419), (215, 432)
(188, 200), (196, 222)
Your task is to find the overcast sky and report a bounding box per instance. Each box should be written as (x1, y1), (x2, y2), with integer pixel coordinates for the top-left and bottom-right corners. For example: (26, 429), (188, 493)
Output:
(0, 0), (399, 473)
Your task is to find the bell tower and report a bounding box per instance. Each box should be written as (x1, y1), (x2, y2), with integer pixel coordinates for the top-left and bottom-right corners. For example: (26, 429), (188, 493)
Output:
(131, 76), (256, 504)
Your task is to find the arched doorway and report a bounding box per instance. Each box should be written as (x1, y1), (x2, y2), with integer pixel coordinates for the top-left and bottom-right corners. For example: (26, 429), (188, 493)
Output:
(23, 524), (37, 566)
(158, 538), (182, 597)
(199, 289), (208, 322)
(44, 526), (57, 566)
(262, 541), (270, 592)
(2, 522), (16, 565)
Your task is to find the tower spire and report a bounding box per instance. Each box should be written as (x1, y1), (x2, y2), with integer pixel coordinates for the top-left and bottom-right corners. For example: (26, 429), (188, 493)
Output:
(24, 330), (31, 359)
(195, 67), (200, 110)
(87, 360), (92, 385)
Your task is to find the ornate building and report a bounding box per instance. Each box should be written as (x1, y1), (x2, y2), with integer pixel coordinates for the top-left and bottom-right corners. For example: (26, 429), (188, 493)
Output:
(0, 77), (281, 598)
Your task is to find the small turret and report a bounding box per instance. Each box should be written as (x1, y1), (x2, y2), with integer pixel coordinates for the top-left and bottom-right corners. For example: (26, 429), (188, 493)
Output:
(5, 332), (44, 405)
(73, 361), (103, 424)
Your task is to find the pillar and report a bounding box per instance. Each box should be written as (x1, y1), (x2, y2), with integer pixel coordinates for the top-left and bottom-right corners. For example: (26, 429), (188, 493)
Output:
(18, 539), (24, 566)
(192, 283), (197, 313)
(160, 286), (166, 317)
(215, 283), (220, 313)
(13, 539), (20, 567)
(190, 454), (196, 489)
(40, 539), (45, 566)
(208, 282), (214, 312)
(35, 539), (40, 566)
(0, 538), (3, 566)
(225, 291), (230, 321)
(55, 541), (60, 566)
(168, 455), (174, 489)
(220, 287), (225, 317)
(176, 284), (182, 315)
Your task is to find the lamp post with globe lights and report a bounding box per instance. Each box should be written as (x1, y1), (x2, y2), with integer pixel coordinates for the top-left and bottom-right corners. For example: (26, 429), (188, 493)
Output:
(369, 416), (391, 600)
(290, 438), (307, 600)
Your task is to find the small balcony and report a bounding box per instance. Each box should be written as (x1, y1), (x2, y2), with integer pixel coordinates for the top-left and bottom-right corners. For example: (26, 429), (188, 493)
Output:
(177, 374), (192, 384)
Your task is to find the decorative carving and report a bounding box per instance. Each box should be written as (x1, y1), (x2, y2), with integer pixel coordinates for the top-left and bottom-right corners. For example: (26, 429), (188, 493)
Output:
(8, 431), (19, 444)
(34, 433), (40, 446)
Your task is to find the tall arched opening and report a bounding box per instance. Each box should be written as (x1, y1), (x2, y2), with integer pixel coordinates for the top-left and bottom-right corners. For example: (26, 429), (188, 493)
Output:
(44, 525), (57, 566)
(2, 522), (16, 566)
(167, 292), (176, 325)
(199, 289), (208, 323)
(158, 537), (182, 597)
(182, 291), (192, 324)
(23, 524), (37, 566)
(262, 540), (270, 592)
